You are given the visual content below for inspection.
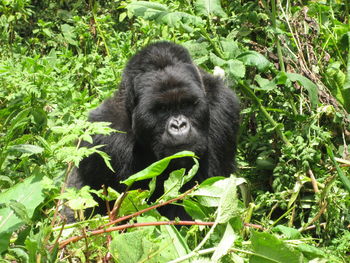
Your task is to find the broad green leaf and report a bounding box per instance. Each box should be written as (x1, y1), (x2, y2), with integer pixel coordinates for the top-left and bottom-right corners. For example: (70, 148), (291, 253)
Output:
(250, 232), (303, 263)
(183, 199), (208, 220)
(162, 158), (198, 199)
(163, 168), (186, 199)
(0, 174), (45, 253)
(286, 73), (319, 109)
(212, 223), (237, 261)
(60, 186), (98, 210)
(9, 144), (44, 154)
(237, 51), (271, 72)
(110, 229), (157, 263)
(195, 0), (227, 18)
(122, 151), (196, 186)
(61, 24), (77, 46)
(226, 59), (246, 79)
(216, 176), (237, 223)
(296, 243), (325, 259)
(162, 12), (202, 27)
(221, 39), (241, 59)
(210, 52), (226, 66)
(272, 225), (301, 239)
(110, 220), (189, 262)
(161, 224), (190, 256)
(254, 75), (277, 91)
(127, 1), (202, 27)
(194, 177), (239, 207)
(127, 1), (168, 20)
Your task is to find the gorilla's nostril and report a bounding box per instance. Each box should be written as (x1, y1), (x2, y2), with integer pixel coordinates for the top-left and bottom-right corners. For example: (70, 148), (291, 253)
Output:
(179, 122), (187, 129)
(168, 115), (190, 136)
(170, 123), (179, 130)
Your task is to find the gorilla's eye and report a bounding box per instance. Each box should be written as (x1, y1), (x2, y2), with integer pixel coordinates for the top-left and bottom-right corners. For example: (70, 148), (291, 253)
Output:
(155, 104), (168, 112)
(181, 100), (195, 109)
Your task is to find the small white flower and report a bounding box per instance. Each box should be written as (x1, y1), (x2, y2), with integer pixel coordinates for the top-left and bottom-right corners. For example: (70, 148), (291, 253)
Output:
(213, 66), (225, 78)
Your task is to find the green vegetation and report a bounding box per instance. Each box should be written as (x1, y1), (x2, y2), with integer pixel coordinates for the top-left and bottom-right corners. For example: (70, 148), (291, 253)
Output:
(0, 0), (350, 262)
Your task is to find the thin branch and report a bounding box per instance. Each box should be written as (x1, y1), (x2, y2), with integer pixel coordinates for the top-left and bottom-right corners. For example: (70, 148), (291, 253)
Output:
(99, 185), (197, 229)
(58, 220), (214, 249)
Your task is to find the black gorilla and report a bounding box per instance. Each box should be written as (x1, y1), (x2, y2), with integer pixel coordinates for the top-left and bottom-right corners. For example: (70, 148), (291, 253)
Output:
(66, 41), (239, 220)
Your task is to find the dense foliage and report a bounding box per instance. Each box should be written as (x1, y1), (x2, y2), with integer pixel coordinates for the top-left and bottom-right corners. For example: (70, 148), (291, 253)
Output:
(0, 0), (349, 262)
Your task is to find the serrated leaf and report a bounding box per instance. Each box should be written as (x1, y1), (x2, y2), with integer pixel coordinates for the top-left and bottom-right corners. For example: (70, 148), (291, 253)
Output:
(254, 75), (277, 91)
(217, 176), (237, 223)
(272, 225), (301, 239)
(226, 59), (246, 79)
(195, 0), (227, 17)
(212, 223), (236, 261)
(210, 52), (226, 66)
(237, 51), (271, 72)
(250, 232), (303, 263)
(8, 200), (30, 224)
(221, 39), (241, 59)
(127, 1), (202, 27)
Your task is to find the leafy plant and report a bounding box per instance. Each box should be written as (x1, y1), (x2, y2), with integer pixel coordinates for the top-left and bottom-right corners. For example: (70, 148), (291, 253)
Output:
(0, 0), (349, 262)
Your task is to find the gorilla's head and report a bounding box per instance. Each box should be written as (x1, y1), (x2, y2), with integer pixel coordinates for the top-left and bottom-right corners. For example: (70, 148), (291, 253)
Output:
(130, 63), (210, 159)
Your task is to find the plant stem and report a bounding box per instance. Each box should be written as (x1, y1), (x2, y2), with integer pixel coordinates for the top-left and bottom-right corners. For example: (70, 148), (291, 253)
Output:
(239, 81), (291, 146)
(271, 0), (285, 72)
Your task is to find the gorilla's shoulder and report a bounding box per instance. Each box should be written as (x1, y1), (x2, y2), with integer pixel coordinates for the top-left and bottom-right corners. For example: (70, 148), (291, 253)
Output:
(89, 91), (130, 130)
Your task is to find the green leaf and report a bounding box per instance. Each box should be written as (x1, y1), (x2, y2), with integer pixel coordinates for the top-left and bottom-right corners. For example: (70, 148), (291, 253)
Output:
(8, 200), (30, 224)
(286, 73), (319, 109)
(0, 173), (45, 253)
(211, 223), (237, 261)
(9, 144), (44, 154)
(60, 186), (98, 210)
(163, 168), (186, 199)
(272, 225), (301, 239)
(295, 243), (325, 259)
(110, 229), (156, 263)
(183, 199), (207, 220)
(127, 1), (202, 27)
(254, 75), (277, 91)
(61, 24), (77, 46)
(110, 220), (189, 262)
(216, 176), (238, 223)
(327, 147), (350, 193)
(250, 232), (303, 263)
(195, 0), (227, 18)
(220, 39), (241, 60)
(162, 12), (202, 27)
(162, 158), (198, 200)
(237, 51), (271, 72)
(210, 52), (226, 66)
(121, 151), (196, 186)
(226, 59), (246, 79)
(344, 32), (350, 90)
(161, 224), (190, 256)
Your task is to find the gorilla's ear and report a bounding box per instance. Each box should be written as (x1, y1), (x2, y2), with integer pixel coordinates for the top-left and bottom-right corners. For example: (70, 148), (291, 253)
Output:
(122, 74), (138, 122)
(184, 63), (205, 93)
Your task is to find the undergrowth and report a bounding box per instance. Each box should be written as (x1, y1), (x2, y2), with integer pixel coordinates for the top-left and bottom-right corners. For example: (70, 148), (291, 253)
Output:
(0, 0), (349, 262)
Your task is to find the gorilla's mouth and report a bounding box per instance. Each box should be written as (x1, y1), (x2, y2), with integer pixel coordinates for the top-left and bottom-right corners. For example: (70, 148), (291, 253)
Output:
(168, 157), (196, 172)
(155, 140), (207, 159)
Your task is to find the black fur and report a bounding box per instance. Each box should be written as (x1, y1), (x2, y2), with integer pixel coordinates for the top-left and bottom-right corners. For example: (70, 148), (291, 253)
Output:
(66, 41), (240, 220)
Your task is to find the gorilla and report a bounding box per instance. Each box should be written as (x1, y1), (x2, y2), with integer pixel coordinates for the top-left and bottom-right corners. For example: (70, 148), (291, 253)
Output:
(66, 41), (240, 220)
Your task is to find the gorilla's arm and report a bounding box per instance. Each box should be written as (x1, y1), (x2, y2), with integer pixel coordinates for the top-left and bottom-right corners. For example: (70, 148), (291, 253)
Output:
(202, 72), (240, 177)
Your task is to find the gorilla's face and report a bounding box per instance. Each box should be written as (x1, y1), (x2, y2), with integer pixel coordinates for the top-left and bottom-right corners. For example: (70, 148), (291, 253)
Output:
(131, 63), (209, 159)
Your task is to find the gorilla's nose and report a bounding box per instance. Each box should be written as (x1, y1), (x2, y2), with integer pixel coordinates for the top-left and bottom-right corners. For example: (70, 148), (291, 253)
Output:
(168, 115), (190, 137)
